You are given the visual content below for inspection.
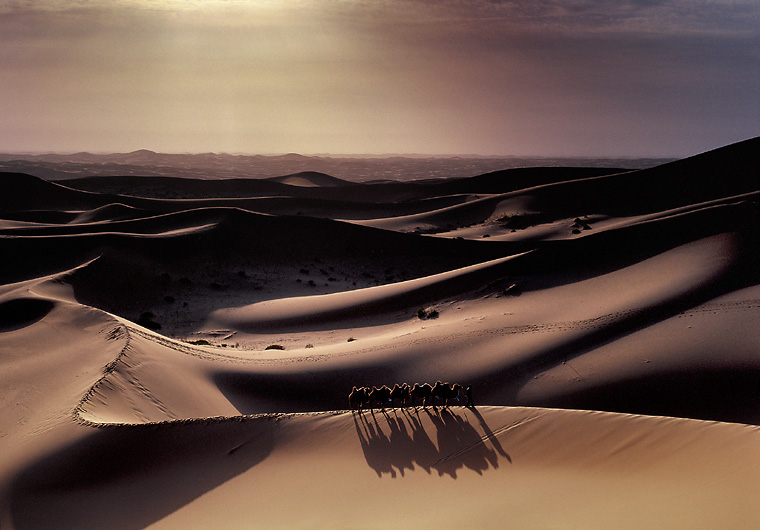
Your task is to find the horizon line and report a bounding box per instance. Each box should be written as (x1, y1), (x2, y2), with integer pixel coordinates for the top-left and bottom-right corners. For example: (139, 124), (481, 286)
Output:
(0, 148), (680, 160)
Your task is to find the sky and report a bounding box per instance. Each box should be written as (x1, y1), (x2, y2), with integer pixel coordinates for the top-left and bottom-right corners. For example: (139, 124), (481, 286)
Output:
(1, 0), (758, 157)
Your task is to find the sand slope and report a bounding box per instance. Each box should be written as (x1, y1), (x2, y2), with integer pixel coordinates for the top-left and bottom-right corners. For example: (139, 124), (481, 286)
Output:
(1, 137), (759, 529)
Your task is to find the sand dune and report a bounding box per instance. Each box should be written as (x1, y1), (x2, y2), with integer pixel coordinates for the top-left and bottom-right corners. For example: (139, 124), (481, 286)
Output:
(266, 171), (360, 188)
(1, 138), (759, 529)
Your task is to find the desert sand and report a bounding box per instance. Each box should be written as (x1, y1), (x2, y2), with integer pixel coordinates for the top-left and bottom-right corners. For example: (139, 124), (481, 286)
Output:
(1, 138), (759, 529)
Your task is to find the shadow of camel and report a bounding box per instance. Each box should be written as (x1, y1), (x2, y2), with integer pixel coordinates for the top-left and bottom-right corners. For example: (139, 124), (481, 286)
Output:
(353, 407), (510, 478)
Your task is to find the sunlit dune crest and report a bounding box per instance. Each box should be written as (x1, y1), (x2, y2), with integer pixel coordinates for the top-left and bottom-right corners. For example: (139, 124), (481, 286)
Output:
(1, 138), (759, 528)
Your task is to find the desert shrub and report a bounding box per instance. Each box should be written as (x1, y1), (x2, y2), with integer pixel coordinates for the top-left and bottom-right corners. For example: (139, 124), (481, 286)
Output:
(265, 344), (285, 350)
(417, 307), (440, 320)
(305, 343), (314, 348)
(497, 213), (554, 230)
(347, 337), (356, 342)
(572, 217), (592, 230)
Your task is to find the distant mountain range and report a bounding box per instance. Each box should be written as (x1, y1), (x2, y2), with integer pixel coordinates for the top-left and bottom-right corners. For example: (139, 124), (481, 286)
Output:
(0, 150), (674, 182)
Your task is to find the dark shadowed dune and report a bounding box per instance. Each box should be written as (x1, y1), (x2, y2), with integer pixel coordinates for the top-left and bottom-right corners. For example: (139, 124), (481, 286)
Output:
(2, 172), (471, 222)
(0, 172), (110, 212)
(9, 417), (277, 530)
(71, 203), (147, 224)
(56, 174), (295, 200)
(0, 209), (81, 224)
(1, 137), (757, 339)
(0, 299), (56, 332)
(56, 208), (520, 326)
(266, 171), (359, 188)
(58, 166), (623, 203)
(523, 137), (760, 217)
(532, 368), (760, 426)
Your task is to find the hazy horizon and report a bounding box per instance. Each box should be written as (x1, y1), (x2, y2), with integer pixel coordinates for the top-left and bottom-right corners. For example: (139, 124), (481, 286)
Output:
(0, 147), (682, 160)
(1, 1), (758, 158)
(1, 147), (678, 183)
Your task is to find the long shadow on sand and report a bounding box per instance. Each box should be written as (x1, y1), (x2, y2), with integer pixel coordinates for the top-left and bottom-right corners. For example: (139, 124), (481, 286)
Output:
(9, 417), (277, 530)
(354, 406), (510, 478)
(0, 299), (55, 333)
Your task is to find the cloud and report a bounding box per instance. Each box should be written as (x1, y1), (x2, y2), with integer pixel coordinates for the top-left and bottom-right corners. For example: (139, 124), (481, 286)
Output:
(337, 0), (760, 37)
(512, 0), (755, 28)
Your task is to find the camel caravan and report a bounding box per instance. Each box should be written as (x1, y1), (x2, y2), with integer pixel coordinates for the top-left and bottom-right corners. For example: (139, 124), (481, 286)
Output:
(349, 381), (473, 411)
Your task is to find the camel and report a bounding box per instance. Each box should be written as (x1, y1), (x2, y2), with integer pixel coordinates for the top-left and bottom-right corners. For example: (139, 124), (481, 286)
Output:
(368, 385), (392, 410)
(410, 382), (433, 408)
(352, 381), (465, 411)
(389, 383), (410, 407)
(348, 386), (368, 411)
(401, 383), (411, 406)
(439, 383), (462, 407)
(430, 380), (447, 408)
